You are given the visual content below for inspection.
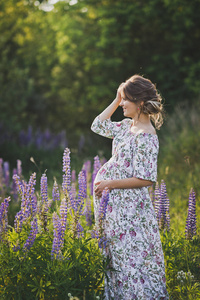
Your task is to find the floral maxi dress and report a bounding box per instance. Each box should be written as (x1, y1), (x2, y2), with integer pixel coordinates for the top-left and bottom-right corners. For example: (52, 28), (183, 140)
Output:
(91, 116), (169, 300)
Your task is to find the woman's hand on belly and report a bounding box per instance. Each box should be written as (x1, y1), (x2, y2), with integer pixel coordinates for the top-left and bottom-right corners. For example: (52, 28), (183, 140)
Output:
(94, 180), (112, 198)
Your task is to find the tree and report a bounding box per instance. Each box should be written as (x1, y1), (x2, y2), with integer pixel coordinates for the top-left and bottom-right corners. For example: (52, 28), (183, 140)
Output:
(1, 0), (200, 142)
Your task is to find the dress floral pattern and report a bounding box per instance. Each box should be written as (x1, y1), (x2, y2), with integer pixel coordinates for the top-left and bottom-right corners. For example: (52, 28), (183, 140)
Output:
(91, 116), (169, 300)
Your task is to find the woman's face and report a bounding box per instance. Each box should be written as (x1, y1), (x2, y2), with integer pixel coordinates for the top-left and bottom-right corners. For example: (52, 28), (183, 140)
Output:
(119, 91), (138, 119)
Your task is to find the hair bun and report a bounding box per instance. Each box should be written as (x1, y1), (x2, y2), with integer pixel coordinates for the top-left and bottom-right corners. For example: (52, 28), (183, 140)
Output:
(143, 99), (162, 115)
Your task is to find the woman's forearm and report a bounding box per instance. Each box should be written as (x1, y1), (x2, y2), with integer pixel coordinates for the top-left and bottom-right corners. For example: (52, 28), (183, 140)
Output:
(109, 177), (153, 189)
(99, 98), (120, 121)
(95, 177), (153, 197)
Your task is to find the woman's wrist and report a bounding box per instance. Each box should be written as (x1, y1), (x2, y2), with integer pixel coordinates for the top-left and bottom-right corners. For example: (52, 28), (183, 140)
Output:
(107, 179), (116, 190)
(113, 97), (121, 106)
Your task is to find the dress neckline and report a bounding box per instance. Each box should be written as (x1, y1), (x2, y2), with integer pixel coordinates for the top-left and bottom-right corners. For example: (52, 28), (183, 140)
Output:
(128, 119), (158, 137)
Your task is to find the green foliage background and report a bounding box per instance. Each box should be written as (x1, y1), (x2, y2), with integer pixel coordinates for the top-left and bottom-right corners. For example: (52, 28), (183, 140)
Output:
(1, 0), (200, 141)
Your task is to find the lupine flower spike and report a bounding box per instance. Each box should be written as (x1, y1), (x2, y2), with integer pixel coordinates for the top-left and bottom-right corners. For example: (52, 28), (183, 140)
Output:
(13, 173), (37, 231)
(62, 148), (71, 197)
(158, 180), (170, 231)
(84, 196), (92, 227)
(23, 218), (38, 252)
(59, 198), (68, 244)
(92, 188), (109, 249)
(91, 156), (101, 195)
(40, 173), (49, 231)
(76, 170), (87, 215)
(0, 197), (11, 241)
(51, 212), (62, 260)
(185, 188), (197, 240)
(62, 148), (77, 212)
(52, 181), (60, 202)
(153, 182), (160, 222)
(71, 170), (86, 238)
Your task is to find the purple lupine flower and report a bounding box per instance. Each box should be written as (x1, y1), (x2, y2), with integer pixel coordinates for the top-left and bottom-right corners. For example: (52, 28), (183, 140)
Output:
(157, 180), (170, 231)
(51, 212), (62, 260)
(59, 197), (67, 244)
(82, 163), (92, 224)
(165, 196), (170, 231)
(91, 229), (99, 239)
(185, 188), (197, 239)
(92, 189), (110, 249)
(14, 211), (24, 233)
(62, 148), (71, 196)
(76, 221), (84, 238)
(98, 236), (107, 249)
(91, 156), (101, 195)
(18, 127), (69, 150)
(153, 182), (160, 222)
(76, 170), (87, 215)
(70, 170), (87, 239)
(17, 159), (22, 177)
(27, 173), (37, 217)
(13, 173), (36, 223)
(0, 197), (11, 240)
(52, 181), (60, 202)
(20, 173), (36, 219)
(13, 244), (21, 252)
(13, 174), (24, 198)
(40, 173), (49, 231)
(23, 218), (38, 252)
(98, 189), (109, 222)
(40, 173), (48, 214)
(82, 160), (91, 176)
(3, 161), (10, 187)
(69, 188), (77, 212)
(71, 183), (76, 204)
(84, 196), (92, 227)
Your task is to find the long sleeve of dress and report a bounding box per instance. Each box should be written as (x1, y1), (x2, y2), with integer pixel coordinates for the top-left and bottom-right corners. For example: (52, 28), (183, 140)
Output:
(91, 116), (129, 139)
(132, 133), (159, 182)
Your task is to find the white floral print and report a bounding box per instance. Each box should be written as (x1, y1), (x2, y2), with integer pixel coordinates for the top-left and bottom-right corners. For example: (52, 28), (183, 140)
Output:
(91, 116), (169, 300)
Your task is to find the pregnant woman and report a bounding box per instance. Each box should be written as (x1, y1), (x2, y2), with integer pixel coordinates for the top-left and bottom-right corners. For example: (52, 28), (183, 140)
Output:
(91, 75), (169, 300)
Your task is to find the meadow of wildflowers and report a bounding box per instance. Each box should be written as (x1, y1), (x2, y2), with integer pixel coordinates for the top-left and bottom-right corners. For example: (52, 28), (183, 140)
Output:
(0, 125), (68, 151)
(0, 148), (199, 299)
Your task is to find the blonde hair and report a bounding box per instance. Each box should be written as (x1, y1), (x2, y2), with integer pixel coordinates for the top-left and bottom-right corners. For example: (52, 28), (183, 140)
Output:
(122, 74), (164, 129)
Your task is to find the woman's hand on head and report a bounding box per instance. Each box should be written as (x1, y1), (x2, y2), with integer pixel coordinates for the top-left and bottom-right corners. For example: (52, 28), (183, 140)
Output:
(94, 180), (112, 198)
(115, 83), (125, 105)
